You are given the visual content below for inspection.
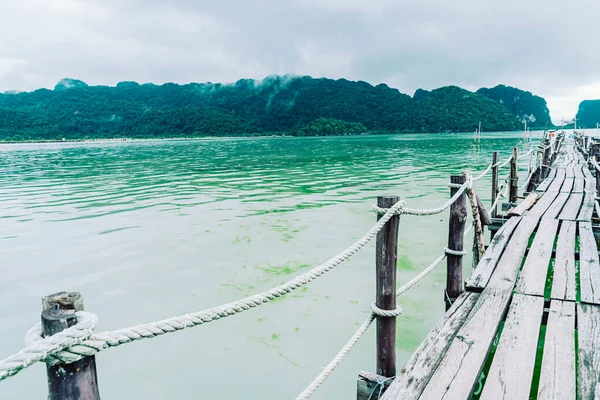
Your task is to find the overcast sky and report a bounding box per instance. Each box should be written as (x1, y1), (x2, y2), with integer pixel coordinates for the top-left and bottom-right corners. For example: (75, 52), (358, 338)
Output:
(1, 0), (599, 124)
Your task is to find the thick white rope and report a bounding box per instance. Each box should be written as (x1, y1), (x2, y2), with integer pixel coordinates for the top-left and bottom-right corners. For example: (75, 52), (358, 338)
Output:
(489, 174), (510, 214)
(373, 176), (473, 217)
(0, 201), (409, 380)
(519, 169), (536, 191)
(495, 154), (513, 169)
(0, 312), (97, 382)
(297, 179), (482, 398)
(295, 251), (448, 400)
(518, 148), (534, 159)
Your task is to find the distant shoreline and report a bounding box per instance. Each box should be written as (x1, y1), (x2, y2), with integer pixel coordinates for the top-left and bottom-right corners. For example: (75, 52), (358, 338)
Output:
(0, 128), (558, 145)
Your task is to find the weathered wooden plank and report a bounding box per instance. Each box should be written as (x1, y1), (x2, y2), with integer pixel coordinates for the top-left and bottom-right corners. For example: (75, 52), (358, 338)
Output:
(380, 292), (479, 400)
(528, 190), (560, 217)
(357, 371), (393, 400)
(577, 303), (600, 400)
(560, 177), (574, 193)
(583, 165), (593, 179)
(545, 169), (566, 193)
(536, 177), (553, 192)
(480, 294), (545, 400)
(573, 165), (584, 193)
(584, 177), (596, 194)
(537, 300), (575, 400)
(577, 193), (595, 221)
(558, 193), (583, 221)
(466, 217), (521, 291)
(542, 193), (569, 219)
(536, 169), (556, 192)
(508, 192), (539, 217)
(565, 165), (576, 178)
(551, 221), (576, 301)
(572, 178), (584, 193)
(579, 222), (600, 305)
(417, 216), (540, 399)
(516, 219), (558, 297)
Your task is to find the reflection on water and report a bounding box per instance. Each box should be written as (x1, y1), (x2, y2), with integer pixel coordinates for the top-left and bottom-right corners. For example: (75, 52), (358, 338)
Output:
(0, 133), (537, 399)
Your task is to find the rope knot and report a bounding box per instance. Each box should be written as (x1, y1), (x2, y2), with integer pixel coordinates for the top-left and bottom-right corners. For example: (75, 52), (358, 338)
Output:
(444, 247), (468, 256)
(370, 303), (403, 318)
(372, 199), (406, 216)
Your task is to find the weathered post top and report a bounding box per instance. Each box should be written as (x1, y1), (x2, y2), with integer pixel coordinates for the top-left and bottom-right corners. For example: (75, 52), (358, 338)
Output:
(42, 292), (101, 400)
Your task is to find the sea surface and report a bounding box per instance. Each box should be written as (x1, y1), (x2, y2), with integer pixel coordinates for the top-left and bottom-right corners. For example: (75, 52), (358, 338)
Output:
(0, 132), (548, 399)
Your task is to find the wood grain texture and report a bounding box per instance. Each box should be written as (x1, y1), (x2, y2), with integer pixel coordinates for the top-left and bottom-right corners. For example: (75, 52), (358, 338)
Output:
(528, 189), (560, 217)
(416, 216), (540, 399)
(579, 222), (600, 305)
(565, 165), (576, 178)
(537, 300), (575, 400)
(560, 177), (574, 193)
(417, 286), (512, 400)
(577, 303), (600, 400)
(375, 195), (400, 377)
(577, 193), (595, 221)
(42, 292), (101, 400)
(558, 193), (583, 221)
(573, 165), (584, 193)
(516, 218), (559, 297)
(508, 192), (538, 217)
(446, 175), (467, 310)
(551, 220), (576, 301)
(542, 192), (569, 219)
(466, 217), (521, 291)
(480, 294), (545, 400)
(584, 177), (595, 194)
(380, 292), (479, 400)
(357, 371), (393, 400)
(544, 169), (566, 193)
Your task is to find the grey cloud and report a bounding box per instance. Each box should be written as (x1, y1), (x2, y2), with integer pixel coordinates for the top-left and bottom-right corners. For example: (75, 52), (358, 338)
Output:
(1, 0), (599, 120)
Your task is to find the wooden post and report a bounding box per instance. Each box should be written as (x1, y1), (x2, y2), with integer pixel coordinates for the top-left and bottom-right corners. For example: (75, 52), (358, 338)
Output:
(509, 147), (518, 203)
(446, 175), (467, 311)
(375, 195), (399, 377)
(42, 292), (100, 400)
(585, 137), (590, 152)
(491, 151), (499, 218)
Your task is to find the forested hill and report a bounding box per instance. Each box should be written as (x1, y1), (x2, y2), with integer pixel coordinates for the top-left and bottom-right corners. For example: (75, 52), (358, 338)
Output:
(477, 85), (552, 128)
(576, 100), (600, 128)
(0, 76), (547, 140)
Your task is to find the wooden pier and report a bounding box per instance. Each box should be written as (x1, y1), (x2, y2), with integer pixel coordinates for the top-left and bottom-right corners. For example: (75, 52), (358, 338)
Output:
(380, 137), (600, 399)
(4, 132), (600, 400)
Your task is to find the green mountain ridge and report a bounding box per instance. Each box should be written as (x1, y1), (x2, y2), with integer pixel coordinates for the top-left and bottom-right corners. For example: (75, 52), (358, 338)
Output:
(0, 75), (550, 140)
(576, 100), (600, 128)
(476, 85), (552, 128)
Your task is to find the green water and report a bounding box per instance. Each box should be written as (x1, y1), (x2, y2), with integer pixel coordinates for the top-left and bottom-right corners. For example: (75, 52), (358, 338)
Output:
(0, 133), (538, 399)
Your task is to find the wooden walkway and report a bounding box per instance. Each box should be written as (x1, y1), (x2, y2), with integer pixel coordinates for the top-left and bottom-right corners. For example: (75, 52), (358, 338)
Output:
(382, 140), (600, 399)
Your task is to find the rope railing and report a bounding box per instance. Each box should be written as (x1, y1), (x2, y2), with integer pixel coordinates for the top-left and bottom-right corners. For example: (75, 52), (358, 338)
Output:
(518, 148), (534, 159)
(495, 154), (513, 169)
(1, 201), (408, 380)
(296, 250), (449, 400)
(373, 176), (473, 217)
(519, 169), (536, 191)
(0, 173), (482, 383)
(0, 141), (546, 398)
(491, 174), (510, 212)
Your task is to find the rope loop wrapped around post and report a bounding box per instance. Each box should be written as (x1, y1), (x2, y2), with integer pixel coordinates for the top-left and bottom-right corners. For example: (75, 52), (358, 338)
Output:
(370, 303), (403, 318)
(444, 247), (468, 256)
